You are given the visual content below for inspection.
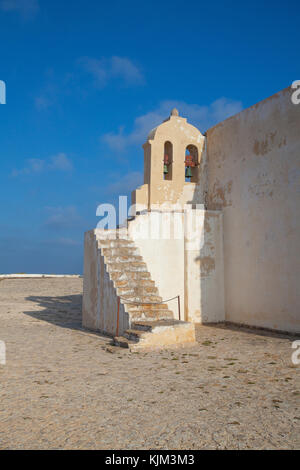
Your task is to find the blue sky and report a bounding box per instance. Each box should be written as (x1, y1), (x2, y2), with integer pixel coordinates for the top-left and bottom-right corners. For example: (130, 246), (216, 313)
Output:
(0, 0), (299, 274)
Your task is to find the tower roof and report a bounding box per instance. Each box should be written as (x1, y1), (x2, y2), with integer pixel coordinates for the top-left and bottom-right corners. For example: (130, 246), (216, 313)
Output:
(146, 108), (202, 143)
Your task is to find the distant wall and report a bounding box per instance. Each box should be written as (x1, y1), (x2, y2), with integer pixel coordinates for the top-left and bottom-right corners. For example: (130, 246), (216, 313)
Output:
(206, 87), (300, 333)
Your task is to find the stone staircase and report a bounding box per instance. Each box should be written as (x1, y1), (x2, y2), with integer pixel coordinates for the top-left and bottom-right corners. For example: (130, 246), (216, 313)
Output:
(97, 232), (195, 351)
(114, 319), (196, 352)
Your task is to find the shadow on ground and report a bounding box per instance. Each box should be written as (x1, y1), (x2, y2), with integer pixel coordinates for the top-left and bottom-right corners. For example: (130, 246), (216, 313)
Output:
(23, 294), (299, 342)
(23, 294), (83, 331)
(202, 321), (299, 339)
(23, 294), (114, 344)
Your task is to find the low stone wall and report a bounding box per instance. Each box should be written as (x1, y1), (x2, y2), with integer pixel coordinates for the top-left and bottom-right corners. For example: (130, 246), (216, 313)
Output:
(0, 274), (81, 279)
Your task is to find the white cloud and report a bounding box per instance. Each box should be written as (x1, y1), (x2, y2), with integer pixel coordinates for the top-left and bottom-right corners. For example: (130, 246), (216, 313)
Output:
(90, 171), (143, 197)
(44, 206), (82, 231)
(208, 97), (243, 123)
(34, 95), (53, 110)
(56, 237), (81, 246)
(34, 57), (143, 110)
(102, 98), (243, 152)
(78, 56), (144, 88)
(12, 153), (73, 176)
(50, 153), (73, 171)
(110, 56), (144, 85)
(0, 0), (39, 19)
(34, 73), (60, 111)
(11, 158), (45, 176)
(106, 171), (143, 194)
(78, 57), (108, 88)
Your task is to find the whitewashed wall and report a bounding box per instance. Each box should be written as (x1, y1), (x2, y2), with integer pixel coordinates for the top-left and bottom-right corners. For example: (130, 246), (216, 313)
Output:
(82, 230), (128, 336)
(206, 87), (300, 333)
(128, 210), (224, 323)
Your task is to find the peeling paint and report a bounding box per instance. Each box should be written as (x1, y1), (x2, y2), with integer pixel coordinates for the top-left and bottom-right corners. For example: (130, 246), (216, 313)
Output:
(204, 217), (211, 233)
(209, 179), (232, 210)
(253, 132), (287, 156)
(198, 256), (216, 277)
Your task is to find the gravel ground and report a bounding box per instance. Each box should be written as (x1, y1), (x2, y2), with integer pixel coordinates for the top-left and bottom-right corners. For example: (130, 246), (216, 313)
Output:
(0, 278), (299, 450)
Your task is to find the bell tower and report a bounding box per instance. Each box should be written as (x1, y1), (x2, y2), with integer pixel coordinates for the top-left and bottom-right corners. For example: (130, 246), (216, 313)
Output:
(132, 108), (205, 212)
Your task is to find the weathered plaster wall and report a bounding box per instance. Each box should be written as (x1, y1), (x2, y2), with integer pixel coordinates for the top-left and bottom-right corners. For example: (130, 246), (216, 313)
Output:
(82, 230), (128, 335)
(206, 87), (300, 333)
(83, 230), (98, 330)
(131, 183), (148, 212)
(128, 210), (225, 323)
(184, 210), (224, 323)
(128, 212), (185, 319)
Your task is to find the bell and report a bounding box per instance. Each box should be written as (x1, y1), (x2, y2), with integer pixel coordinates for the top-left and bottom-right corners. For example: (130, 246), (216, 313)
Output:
(164, 164), (168, 174)
(185, 166), (192, 178)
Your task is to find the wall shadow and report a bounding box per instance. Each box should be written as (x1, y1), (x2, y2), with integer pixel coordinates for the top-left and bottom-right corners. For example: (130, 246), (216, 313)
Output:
(204, 321), (299, 340)
(23, 294), (83, 331)
(187, 155), (214, 327)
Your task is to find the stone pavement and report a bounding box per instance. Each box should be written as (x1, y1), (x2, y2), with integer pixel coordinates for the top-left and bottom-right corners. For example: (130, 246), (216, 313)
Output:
(0, 278), (299, 449)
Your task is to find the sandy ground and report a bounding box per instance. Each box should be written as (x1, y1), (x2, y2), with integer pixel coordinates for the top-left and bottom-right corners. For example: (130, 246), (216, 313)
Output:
(0, 278), (299, 450)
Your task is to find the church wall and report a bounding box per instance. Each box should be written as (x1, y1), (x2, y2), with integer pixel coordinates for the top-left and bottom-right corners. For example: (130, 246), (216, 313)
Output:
(128, 212), (185, 319)
(206, 87), (300, 333)
(128, 209), (225, 323)
(131, 183), (148, 212)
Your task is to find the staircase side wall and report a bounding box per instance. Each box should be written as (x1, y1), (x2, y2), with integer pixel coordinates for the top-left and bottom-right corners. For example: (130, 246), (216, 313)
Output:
(82, 230), (99, 330)
(82, 230), (128, 336)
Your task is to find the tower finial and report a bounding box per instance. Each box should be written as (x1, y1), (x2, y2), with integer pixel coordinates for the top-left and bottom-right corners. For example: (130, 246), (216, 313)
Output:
(170, 108), (179, 117)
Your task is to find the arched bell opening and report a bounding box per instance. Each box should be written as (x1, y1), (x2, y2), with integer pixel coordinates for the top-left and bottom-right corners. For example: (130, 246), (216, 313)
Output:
(163, 141), (173, 181)
(185, 145), (199, 183)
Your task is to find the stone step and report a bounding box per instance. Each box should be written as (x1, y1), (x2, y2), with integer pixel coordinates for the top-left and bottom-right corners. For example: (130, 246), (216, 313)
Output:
(126, 303), (169, 312)
(102, 247), (140, 257)
(105, 255), (143, 264)
(130, 321), (196, 352)
(117, 286), (159, 296)
(115, 229), (131, 238)
(95, 232), (118, 242)
(128, 309), (174, 322)
(107, 262), (148, 272)
(113, 321), (196, 351)
(120, 294), (162, 303)
(132, 320), (184, 332)
(99, 239), (135, 247)
(114, 279), (155, 288)
(113, 336), (134, 348)
(131, 321), (153, 332)
(123, 328), (144, 342)
(109, 271), (151, 281)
